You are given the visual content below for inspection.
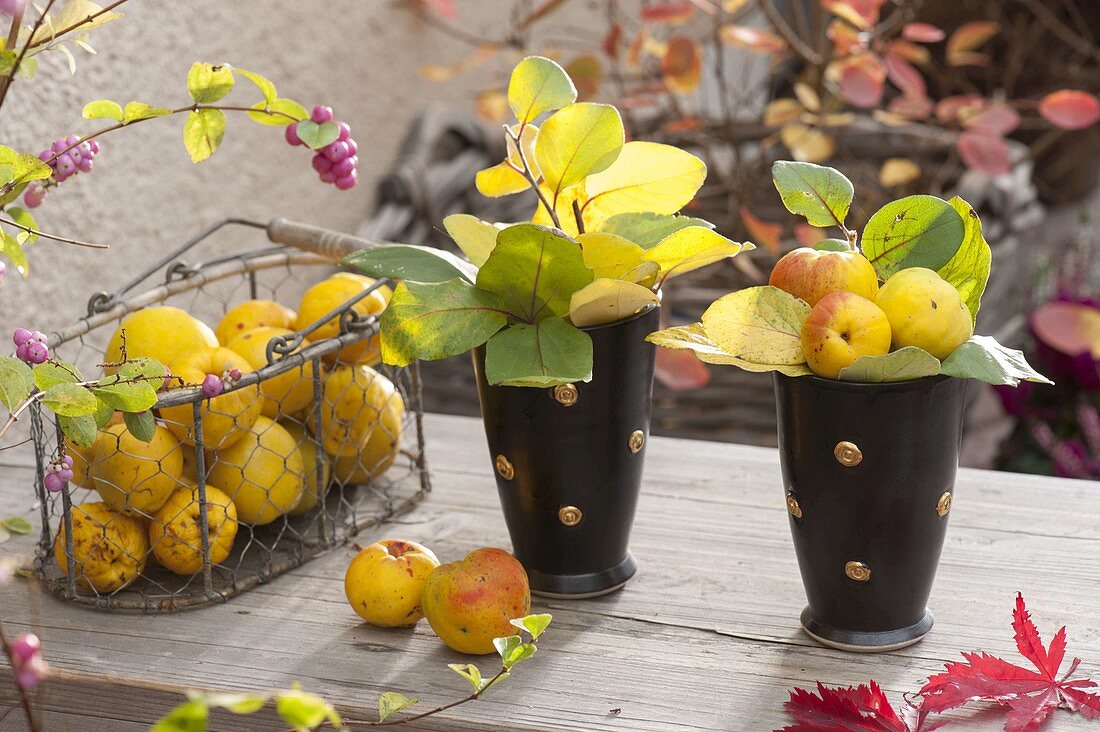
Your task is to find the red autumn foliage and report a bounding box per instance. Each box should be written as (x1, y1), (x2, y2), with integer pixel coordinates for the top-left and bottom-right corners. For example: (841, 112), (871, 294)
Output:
(777, 594), (1100, 731)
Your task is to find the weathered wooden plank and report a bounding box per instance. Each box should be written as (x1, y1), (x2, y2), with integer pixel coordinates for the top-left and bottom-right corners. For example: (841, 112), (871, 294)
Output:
(1, 414), (1097, 731)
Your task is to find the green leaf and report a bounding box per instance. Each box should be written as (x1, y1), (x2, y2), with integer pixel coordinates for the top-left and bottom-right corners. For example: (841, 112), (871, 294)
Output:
(123, 410), (156, 442)
(493, 634), (522, 660)
(33, 359), (82, 390)
(448, 663), (485, 692)
(0, 356), (34, 410)
(0, 50), (16, 77)
(479, 671), (511, 695)
(509, 613), (552, 640)
(59, 413), (98, 447)
(598, 212), (714, 250)
(476, 224), (594, 322)
(117, 357), (168, 385)
(1, 232), (28, 277)
(91, 378), (158, 412)
(122, 101), (172, 124)
(247, 98), (308, 126)
(91, 397), (115, 428)
(646, 323), (814, 376)
(569, 278), (658, 327)
(642, 226), (752, 281)
(380, 280), (509, 366)
(862, 194), (965, 278)
(82, 99), (123, 121)
(41, 383), (98, 417)
(508, 55), (577, 124)
(0, 146), (52, 184)
(937, 196), (990, 324)
(183, 109), (226, 163)
(701, 286), (811, 366)
(493, 635), (537, 669)
(535, 102), (624, 198)
(8, 207), (38, 244)
(235, 68), (277, 105)
(294, 120), (339, 150)
(484, 318), (593, 387)
(814, 238), (850, 252)
(343, 244), (476, 284)
(276, 688), (341, 730)
(378, 691), (419, 723)
(150, 699), (208, 732)
(771, 160), (854, 228)
(576, 232), (645, 279)
(837, 347), (941, 383)
(939, 335), (1053, 386)
(187, 62), (235, 103)
(201, 691), (268, 714)
(442, 214), (499, 267)
(1, 517), (32, 534)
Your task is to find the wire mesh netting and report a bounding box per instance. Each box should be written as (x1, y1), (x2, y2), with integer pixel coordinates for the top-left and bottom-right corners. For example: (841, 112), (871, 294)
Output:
(30, 221), (430, 612)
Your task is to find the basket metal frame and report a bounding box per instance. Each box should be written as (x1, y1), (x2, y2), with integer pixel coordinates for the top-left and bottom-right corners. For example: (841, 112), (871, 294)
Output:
(31, 220), (431, 612)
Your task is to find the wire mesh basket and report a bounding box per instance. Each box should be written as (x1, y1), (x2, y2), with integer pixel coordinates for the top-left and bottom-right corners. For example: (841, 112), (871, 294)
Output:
(30, 219), (430, 612)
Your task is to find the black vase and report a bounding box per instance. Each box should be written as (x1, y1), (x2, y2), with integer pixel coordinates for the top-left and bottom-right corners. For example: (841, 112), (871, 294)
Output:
(473, 306), (660, 598)
(773, 373), (968, 652)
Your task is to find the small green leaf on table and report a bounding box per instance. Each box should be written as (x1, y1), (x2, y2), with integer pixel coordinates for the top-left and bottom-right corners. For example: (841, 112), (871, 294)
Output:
(380, 280), (509, 366)
(510, 613), (552, 639)
(187, 62), (235, 103)
(122, 102), (172, 124)
(646, 323), (813, 376)
(183, 109), (227, 163)
(41, 383), (98, 418)
(378, 691), (419, 723)
(33, 359), (82, 390)
(837, 346), (942, 382)
(448, 663), (485, 692)
(476, 224), (593, 322)
(1, 517), (32, 535)
(569, 278), (658, 328)
(535, 102), (624, 198)
(771, 161), (854, 228)
(701, 286), (811, 366)
(494, 635), (537, 669)
(442, 214), (500, 267)
(862, 194), (965, 278)
(484, 317), (593, 387)
(123, 410), (157, 443)
(643, 226), (752, 280)
(937, 196), (991, 324)
(343, 244), (476, 284)
(0, 526), (9, 545)
(508, 55), (577, 124)
(150, 699), (208, 732)
(201, 691), (268, 714)
(82, 99), (123, 121)
(597, 212), (714, 250)
(276, 687), (341, 730)
(0, 356), (35, 410)
(939, 335), (1053, 386)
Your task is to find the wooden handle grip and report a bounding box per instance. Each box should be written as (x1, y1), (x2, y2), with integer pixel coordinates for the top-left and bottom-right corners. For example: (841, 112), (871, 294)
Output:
(265, 218), (390, 261)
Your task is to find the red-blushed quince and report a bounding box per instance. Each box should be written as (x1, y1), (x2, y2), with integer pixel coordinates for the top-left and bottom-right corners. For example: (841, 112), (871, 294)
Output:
(801, 291), (892, 379)
(344, 539), (440, 628)
(769, 247), (879, 306)
(421, 547), (531, 655)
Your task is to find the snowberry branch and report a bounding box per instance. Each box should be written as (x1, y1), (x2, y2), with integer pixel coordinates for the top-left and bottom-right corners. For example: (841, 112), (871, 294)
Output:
(0, 617), (40, 732)
(0, 215), (108, 249)
(503, 125), (561, 230)
(25, 0), (132, 52)
(339, 667), (510, 728)
(0, 0), (59, 111)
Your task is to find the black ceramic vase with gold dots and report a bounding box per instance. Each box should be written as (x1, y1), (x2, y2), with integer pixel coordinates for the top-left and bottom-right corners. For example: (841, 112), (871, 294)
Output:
(773, 373), (968, 652)
(473, 305), (660, 599)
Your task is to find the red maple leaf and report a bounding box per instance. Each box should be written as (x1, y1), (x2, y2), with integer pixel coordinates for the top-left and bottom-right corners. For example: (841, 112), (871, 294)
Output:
(777, 680), (945, 731)
(918, 592), (1100, 730)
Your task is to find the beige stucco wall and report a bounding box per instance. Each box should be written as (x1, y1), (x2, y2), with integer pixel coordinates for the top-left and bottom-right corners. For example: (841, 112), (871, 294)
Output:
(0, 0), (503, 335)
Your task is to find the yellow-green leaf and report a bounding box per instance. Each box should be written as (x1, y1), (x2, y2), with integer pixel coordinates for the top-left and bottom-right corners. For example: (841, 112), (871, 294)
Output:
(122, 102), (171, 124)
(535, 102), (623, 199)
(701, 286), (811, 365)
(187, 62), (235, 103)
(235, 68), (277, 105)
(82, 99), (122, 121)
(378, 692), (419, 723)
(248, 98), (308, 126)
(475, 161), (530, 197)
(442, 214), (500, 267)
(508, 55), (577, 124)
(1, 232), (28, 277)
(484, 317), (593, 387)
(642, 227), (752, 281)
(577, 232), (645, 279)
(380, 281), (509, 367)
(837, 346), (941, 382)
(646, 323), (813, 375)
(598, 212), (714, 249)
(582, 141), (707, 228)
(937, 196), (990, 325)
(569, 278), (658, 327)
(182, 109), (226, 163)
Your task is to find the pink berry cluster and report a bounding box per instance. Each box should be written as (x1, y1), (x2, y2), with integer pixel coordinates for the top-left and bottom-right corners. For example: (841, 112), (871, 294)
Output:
(9, 633), (48, 691)
(44, 454), (75, 493)
(24, 135), (100, 208)
(284, 106), (359, 190)
(13, 328), (48, 364)
(200, 367), (243, 398)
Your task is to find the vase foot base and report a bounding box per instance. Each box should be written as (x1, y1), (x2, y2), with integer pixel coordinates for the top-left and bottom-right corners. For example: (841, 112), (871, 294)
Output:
(527, 554), (637, 600)
(800, 608), (934, 653)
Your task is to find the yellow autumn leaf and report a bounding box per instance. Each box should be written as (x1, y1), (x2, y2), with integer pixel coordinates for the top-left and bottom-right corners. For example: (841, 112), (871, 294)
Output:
(577, 232), (646, 279)
(642, 227), (753, 281)
(476, 162), (529, 197)
(442, 214), (500, 267)
(581, 141), (707, 229)
(535, 102), (624, 199)
(508, 56), (577, 124)
(569, 279), (659, 328)
(780, 122), (836, 163)
(701, 286), (811, 365)
(646, 323), (813, 375)
(506, 123), (540, 172)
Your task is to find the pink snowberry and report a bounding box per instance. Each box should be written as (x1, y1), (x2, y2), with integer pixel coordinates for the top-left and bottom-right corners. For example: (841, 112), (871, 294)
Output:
(10, 633), (47, 691)
(284, 123), (303, 146)
(43, 471), (65, 492)
(335, 171), (358, 190)
(310, 105), (334, 123)
(312, 154), (333, 174)
(200, 374), (224, 398)
(12, 327), (32, 346)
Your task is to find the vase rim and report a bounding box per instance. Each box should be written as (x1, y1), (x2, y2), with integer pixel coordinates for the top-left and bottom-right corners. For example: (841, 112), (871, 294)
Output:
(579, 303), (660, 333)
(778, 373), (959, 390)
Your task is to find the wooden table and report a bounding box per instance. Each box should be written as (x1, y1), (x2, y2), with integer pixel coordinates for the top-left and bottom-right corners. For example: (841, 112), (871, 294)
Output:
(1, 413), (1098, 731)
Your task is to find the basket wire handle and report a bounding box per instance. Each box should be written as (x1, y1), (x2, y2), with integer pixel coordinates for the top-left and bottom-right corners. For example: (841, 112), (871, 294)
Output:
(265, 218), (392, 261)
